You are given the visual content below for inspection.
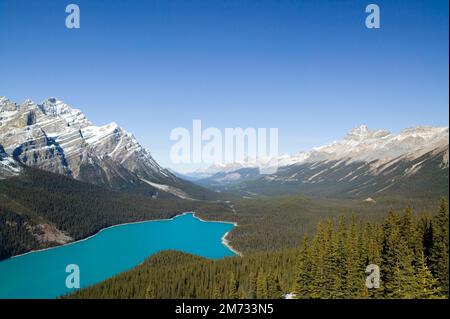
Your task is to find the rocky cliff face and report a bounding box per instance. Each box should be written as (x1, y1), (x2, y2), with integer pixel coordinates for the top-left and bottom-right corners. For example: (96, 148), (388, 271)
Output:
(0, 143), (20, 178)
(0, 96), (193, 197)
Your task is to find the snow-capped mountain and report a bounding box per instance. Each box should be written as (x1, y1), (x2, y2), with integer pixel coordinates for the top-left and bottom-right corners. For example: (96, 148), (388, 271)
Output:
(306, 125), (448, 164)
(192, 125), (448, 177)
(193, 125), (449, 198)
(0, 143), (20, 178)
(0, 96), (209, 199)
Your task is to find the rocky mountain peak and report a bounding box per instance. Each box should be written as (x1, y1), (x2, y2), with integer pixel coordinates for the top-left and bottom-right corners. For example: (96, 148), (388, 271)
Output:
(344, 125), (391, 141)
(41, 97), (72, 115)
(39, 97), (92, 128)
(0, 97), (17, 112)
(21, 99), (36, 108)
(0, 96), (175, 190)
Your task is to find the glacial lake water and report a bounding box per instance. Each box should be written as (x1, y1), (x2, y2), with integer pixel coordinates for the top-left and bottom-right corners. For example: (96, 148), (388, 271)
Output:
(0, 213), (236, 299)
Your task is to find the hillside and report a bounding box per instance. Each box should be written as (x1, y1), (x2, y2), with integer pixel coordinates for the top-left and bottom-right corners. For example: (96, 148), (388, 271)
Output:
(0, 167), (230, 261)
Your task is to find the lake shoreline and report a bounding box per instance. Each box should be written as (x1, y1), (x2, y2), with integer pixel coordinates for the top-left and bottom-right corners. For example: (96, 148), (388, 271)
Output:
(191, 212), (243, 257)
(7, 211), (242, 260)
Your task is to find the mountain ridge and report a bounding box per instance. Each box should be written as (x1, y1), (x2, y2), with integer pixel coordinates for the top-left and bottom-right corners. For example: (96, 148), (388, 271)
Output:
(190, 124), (449, 199)
(0, 96), (215, 200)
(187, 124), (448, 179)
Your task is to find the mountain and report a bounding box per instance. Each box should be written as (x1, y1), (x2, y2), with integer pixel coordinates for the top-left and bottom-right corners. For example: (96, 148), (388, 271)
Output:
(302, 125), (448, 163)
(0, 96), (214, 200)
(0, 144), (20, 178)
(193, 125), (449, 198)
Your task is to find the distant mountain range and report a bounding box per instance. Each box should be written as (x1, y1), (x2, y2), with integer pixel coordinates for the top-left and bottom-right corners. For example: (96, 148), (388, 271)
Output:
(187, 125), (449, 199)
(0, 96), (214, 200)
(1, 96), (448, 201)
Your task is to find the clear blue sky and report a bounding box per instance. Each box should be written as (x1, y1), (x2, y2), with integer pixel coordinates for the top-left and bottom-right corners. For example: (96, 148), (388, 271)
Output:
(0, 0), (448, 171)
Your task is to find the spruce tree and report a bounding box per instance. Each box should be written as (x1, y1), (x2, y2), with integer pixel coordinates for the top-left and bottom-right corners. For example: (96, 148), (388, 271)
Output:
(381, 212), (402, 297)
(293, 235), (312, 299)
(332, 217), (347, 298)
(382, 211), (418, 298)
(430, 199), (449, 297)
(213, 284), (222, 299)
(414, 251), (441, 299)
(309, 220), (327, 298)
(248, 271), (257, 298)
(400, 206), (423, 266)
(256, 269), (268, 299)
(389, 239), (417, 298)
(267, 272), (282, 299)
(322, 219), (339, 298)
(228, 272), (239, 299)
(367, 223), (384, 298)
(418, 214), (433, 259)
(344, 216), (363, 298)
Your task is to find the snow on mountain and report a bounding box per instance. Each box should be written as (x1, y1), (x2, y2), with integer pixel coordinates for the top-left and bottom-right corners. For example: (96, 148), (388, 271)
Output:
(307, 125), (448, 163)
(40, 97), (92, 128)
(0, 143), (20, 178)
(188, 124), (448, 194)
(187, 153), (311, 179)
(277, 152), (311, 167)
(192, 124), (448, 176)
(0, 96), (179, 192)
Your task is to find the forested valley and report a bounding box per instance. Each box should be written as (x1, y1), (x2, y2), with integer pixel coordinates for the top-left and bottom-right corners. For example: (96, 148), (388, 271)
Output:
(0, 167), (228, 260)
(68, 200), (448, 299)
(3, 167), (437, 262)
(1, 167), (448, 299)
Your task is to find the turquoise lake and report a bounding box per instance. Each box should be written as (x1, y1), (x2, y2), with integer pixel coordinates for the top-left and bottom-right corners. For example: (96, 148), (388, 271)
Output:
(0, 213), (236, 299)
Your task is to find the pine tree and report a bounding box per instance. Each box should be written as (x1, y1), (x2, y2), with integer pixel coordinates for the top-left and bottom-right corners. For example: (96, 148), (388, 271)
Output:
(430, 199), (449, 297)
(414, 252), (441, 299)
(343, 216), (363, 298)
(213, 284), (222, 299)
(381, 210), (419, 298)
(331, 217), (347, 298)
(247, 271), (257, 298)
(267, 272), (282, 299)
(309, 220), (327, 298)
(400, 206), (423, 266)
(293, 235), (312, 299)
(389, 239), (417, 298)
(228, 272), (239, 299)
(256, 269), (268, 299)
(382, 212), (402, 297)
(367, 223), (384, 298)
(418, 214), (433, 259)
(322, 219), (339, 298)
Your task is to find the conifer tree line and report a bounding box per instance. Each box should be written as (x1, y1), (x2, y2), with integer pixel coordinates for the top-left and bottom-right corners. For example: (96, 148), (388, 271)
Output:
(67, 247), (296, 299)
(67, 200), (449, 299)
(293, 199), (448, 299)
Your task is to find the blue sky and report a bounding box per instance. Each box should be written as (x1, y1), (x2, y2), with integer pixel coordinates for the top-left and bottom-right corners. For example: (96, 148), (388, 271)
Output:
(0, 0), (448, 171)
